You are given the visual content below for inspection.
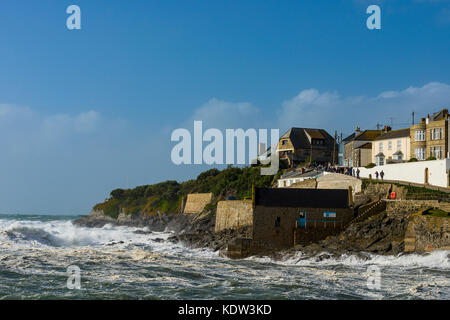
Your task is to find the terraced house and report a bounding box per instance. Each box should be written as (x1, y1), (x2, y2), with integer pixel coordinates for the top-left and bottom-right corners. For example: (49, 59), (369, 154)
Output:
(276, 128), (337, 167)
(343, 127), (382, 167)
(410, 109), (450, 160)
(373, 127), (411, 166)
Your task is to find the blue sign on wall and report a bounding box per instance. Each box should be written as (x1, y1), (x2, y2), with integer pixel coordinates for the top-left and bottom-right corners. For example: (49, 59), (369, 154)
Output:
(323, 211), (336, 218)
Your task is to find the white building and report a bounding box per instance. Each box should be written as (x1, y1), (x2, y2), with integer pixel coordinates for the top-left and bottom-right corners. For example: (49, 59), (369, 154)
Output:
(277, 169), (323, 188)
(357, 159), (450, 188)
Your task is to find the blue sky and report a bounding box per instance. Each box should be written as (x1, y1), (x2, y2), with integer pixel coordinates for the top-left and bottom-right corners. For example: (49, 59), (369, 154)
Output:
(0, 0), (449, 214)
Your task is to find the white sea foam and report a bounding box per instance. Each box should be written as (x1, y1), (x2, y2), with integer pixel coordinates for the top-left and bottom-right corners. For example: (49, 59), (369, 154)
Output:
(248, 250), (450, 270)
(0, 216), (448, 299)
(0, 216), (448, 270)
(0, 216), (218, 260)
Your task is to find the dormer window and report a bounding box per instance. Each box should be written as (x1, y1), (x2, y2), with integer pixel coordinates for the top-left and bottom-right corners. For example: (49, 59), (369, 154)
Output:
(281, 140), (288, 146)
(312, 139), (324, 145)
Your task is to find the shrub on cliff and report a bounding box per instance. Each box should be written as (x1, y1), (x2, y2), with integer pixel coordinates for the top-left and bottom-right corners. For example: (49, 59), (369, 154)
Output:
(94, 165), (282, 218)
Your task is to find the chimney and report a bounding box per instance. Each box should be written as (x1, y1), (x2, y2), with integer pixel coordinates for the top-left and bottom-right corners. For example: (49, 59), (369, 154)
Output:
(258, 143), (266, 156)
(426, 114), (430, 124)
(383, 126), (392, 133)
(420, 117), (426, 124)
(355, 126), (361, 133)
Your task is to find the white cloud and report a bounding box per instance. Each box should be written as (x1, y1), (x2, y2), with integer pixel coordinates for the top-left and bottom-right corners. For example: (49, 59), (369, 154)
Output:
(0, 105), (103, 154)
(189, 98), (266, 130)
(184, 82), (450, 137)
(278, 82), (450, 134)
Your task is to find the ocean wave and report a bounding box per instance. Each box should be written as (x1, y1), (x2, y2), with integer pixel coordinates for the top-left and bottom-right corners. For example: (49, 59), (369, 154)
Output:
(248, 250), (450, 270)
(0, 218), (158, 248)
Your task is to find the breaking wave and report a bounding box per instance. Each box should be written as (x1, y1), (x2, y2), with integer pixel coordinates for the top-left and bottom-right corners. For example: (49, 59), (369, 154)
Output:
(0, 214), (448, 299)
(270, 250), (450, 270)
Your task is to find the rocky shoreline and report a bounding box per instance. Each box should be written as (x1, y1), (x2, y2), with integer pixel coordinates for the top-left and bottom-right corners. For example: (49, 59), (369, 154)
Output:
(72, 201), (420, 260)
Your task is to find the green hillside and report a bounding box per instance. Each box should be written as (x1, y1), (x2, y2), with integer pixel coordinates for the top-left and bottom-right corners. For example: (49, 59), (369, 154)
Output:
(93, 165), (282, 218)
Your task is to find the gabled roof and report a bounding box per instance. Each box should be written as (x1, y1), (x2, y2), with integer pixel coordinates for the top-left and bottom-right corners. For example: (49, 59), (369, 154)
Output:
(280, 169), (322, 179)
(343, 130), (381, 144)
(342, 133), (355, 144)
(354, 130), (382, 141)
(280, 128), (334, 149)
(431, 108), (449, 121)
(254, 187), (349, 208)
(375, 128), (410, 141)
(355, 142), (372, 149)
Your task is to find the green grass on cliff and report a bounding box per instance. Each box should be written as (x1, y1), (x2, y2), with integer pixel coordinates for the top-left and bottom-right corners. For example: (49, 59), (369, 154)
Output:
(362, 179), (450, 201)
(424, 208), (450, 218)
(94, 165), (282, 218)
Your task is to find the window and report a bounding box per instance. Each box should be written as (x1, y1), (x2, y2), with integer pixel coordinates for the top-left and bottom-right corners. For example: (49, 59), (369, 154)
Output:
(275, 217), (281, 227)
(281, 140), (288, 146)
(376, 155), (385, 166)
(430, 146), (443, 159)
(415, 147), (426, 160)
(312, 139), (324, 145)
(430, 128), (443, 140)
(415, 130), (425, 141)
(388, 141), (392, 150)
(393, 152), (403, 161)
(379, 142), (383, 151)
(397, 140), (402, 149)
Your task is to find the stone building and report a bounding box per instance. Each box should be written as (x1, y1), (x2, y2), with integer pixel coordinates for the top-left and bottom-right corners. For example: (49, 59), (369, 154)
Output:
(353, 142), (373, 167)
(343, 127), (382, 167)
(372, 127), (411, 165)
(276, 128), (337, 168)
(251, 187), (354, 251)
(410, 109), (449, 161)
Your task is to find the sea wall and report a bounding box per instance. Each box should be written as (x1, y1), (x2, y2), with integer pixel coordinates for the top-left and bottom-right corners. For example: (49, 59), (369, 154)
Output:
(183, 193), (213, 214)
(404, 213), (450, 252)
(215, 200), (253, 232)
(386, 199), (443, 216)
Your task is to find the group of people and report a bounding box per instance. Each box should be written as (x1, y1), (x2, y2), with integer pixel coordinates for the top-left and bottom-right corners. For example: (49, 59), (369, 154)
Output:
(308, 162), (386, 180)
(374, 170), (385, 180)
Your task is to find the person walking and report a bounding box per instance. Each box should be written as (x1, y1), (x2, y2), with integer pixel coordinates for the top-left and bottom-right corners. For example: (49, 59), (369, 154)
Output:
(356, 168), (360, 179)
(380, 170), (384, 181)
(375, 171), (379, 180)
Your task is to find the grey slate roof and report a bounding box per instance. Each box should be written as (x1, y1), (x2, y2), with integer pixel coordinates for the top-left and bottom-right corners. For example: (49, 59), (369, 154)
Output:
(375, 128), (410, 141)
(254, 187), (350, 208)
(280, 128), (335, 149)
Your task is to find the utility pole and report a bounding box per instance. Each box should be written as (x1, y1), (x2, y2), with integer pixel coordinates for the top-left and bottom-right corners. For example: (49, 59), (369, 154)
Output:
(340, 132), (343, 166)
(333, 130), (337, 165)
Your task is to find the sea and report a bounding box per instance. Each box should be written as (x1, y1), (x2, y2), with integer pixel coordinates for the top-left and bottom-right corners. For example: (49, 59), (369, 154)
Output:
(0, 214), (448, 300)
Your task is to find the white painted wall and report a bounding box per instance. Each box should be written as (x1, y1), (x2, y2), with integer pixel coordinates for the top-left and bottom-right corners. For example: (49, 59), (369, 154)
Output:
(277, 173), (323, 187)
(356, 159), (450, 188)
(372, 136), (411, 163)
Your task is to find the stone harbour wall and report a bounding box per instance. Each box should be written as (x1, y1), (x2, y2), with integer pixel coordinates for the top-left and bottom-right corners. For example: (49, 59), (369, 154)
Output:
(404, 213), (450, 252)
(215, 200), (253, 233)
(183, 193), (213, 214)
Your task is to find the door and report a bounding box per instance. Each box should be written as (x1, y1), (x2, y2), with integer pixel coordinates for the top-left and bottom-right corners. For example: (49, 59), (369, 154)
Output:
(297, 211), (306, 227)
